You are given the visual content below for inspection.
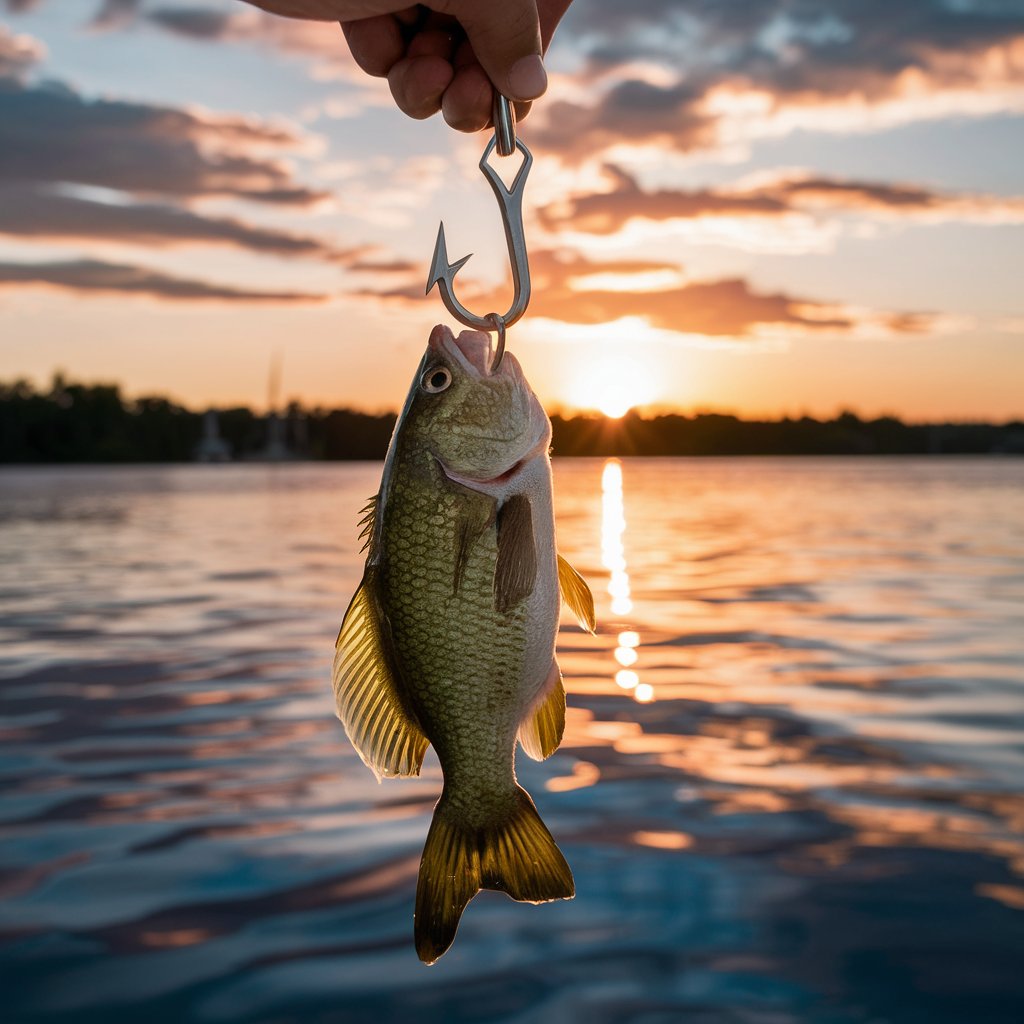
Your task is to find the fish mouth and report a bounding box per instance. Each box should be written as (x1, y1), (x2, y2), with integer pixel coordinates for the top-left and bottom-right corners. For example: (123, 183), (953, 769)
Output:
(430, 325), (495, 377)
(437, 431), (548, 492)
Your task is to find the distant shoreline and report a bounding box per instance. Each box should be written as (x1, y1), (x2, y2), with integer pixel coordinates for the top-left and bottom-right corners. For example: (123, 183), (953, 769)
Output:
(2, 454), (1023, 470)
(2, 377), (1022, 462)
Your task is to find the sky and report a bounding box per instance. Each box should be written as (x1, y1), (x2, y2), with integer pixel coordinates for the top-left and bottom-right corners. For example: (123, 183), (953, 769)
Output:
(1, 0), (1023, 420)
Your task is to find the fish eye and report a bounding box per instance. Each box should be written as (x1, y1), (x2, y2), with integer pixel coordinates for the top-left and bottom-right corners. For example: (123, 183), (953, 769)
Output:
(421, 366), (452, 394)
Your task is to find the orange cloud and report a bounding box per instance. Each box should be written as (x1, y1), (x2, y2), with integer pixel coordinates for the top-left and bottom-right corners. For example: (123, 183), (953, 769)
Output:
(540, 165), (1024, 235)
(352, 248), (932, 339)
(0, 21), (42, 79)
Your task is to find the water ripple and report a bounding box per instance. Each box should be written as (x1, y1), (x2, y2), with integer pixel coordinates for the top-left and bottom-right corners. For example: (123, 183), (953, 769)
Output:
(1, 459), (1023, 1023)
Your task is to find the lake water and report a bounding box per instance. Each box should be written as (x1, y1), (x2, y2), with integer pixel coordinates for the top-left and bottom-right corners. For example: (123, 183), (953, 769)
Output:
(1, 458), (1023, 1023)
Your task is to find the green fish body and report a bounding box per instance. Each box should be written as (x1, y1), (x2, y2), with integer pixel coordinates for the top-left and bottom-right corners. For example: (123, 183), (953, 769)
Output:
(333, 325), (595, 963)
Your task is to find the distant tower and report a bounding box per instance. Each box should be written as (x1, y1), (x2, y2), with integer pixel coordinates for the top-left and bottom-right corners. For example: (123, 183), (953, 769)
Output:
(195, 410), (231, 462)
(261, 350), (291, 461)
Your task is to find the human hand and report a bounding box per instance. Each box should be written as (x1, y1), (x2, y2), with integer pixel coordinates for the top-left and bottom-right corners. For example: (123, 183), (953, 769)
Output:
(242, 2), (573, 131)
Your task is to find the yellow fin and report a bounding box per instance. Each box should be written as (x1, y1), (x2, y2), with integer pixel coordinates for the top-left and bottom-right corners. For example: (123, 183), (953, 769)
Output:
(414, 785), (574, 964)
(333, 574), (428, 781)
(518, 660), (565, 761)
(557, 554), (596, 633)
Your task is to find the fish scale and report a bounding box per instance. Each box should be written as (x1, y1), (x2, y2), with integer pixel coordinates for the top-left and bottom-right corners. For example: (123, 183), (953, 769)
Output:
(381, 454), (529, 823)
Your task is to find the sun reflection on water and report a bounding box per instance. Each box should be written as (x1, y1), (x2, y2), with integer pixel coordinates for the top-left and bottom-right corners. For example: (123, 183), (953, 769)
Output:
(601, 459), (653, 703)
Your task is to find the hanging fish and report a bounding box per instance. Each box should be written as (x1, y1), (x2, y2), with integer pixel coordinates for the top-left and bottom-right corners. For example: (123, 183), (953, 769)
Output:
(333, 324), (595, 964)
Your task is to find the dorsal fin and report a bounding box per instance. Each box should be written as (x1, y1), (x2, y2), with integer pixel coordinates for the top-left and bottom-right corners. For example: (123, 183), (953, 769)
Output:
(518, 660), (565, 761)
(356, 494), (378, 553)
(557, 554), (596, 633)
(333, 571), (428, 781)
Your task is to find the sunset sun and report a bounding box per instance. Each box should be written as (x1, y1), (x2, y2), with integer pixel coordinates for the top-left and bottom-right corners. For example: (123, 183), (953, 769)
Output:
(594, 385), (637, 419)
(565, 352), (656, 418)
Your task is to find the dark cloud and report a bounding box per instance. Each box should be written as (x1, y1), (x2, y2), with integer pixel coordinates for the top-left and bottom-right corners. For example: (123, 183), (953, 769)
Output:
(145, 6), (235, 40)
(0, 78), (326, 204)
(0, 257), (325, 302)
(72, 2), (352, 68)
(777, 177), (944, 209)
(539, 166), (786, 233)
(347, 256), (420, 274)
(537, 1), (1024, 159)
(354, 247), (926, 338)
(21, 0), (1024, 113)
(3, 1), (43, 12)
(567, 0), (1024, 83)
(0, 21), (43, 80)
(0, 184), (368, 261)
(143, 4), (351, 66)
(532, 79), (717, 160)
(88, 0), (142, 30)
(539, 165), (1024, 234)
(0, 35), (391, 297)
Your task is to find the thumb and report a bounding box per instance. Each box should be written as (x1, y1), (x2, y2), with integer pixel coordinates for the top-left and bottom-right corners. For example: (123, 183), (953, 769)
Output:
(444, 0), (547, 102)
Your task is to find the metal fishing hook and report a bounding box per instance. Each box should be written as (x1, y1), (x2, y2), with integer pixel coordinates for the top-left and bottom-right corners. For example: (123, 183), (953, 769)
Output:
(487, 312), (507, 370)
(425, 94), (532, 364)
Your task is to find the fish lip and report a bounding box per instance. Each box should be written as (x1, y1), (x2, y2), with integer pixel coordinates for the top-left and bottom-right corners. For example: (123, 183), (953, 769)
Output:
(436, 431), (548, 492)
(432, 328), (493, 378)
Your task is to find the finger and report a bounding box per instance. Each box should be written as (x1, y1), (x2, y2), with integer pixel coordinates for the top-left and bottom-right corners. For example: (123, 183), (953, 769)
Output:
(452, 36), (476, 70)
(393, 5), (424, 29)
(447, 45), (534, 131)
(444, 0), (547, 103)
(342, 15), (404, 77)
(406, 28), (458, 62)
(422, 10), (461, 33)
(387, 55), (453, 119)
(441, 63), (492, 132)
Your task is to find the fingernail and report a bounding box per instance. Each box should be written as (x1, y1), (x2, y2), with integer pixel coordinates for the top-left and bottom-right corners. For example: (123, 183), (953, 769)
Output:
(507, 54), (547, 101)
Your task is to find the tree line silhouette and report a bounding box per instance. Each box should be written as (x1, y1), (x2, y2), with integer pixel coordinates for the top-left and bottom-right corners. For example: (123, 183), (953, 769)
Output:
(1, 376), (1021, 463)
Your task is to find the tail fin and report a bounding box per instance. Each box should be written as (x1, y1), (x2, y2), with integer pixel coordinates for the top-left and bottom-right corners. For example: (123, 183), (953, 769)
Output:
(414, 785), (574, 964)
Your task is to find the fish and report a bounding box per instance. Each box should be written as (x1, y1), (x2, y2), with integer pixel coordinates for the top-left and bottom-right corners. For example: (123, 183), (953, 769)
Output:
(332, 323), (596, 964)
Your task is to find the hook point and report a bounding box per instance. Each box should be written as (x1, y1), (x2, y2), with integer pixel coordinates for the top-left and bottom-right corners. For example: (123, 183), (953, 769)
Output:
(426, 221), (471, 295)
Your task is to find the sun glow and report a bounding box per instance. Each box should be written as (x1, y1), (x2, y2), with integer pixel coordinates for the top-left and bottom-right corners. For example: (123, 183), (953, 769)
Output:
(565, 348), (656, 418)
(517, 317), (700, 417)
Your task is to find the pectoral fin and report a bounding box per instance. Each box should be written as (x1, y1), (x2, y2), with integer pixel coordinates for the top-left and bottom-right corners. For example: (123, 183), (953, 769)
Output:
(494, 493), (537, 614)
(333, 572), (428, 781)
(557, 554), (596, 633)
(518, 660), (566, 761)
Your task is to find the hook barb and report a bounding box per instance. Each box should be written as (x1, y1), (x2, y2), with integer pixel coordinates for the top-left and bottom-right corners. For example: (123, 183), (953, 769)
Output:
(425, 222), (471, 298)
